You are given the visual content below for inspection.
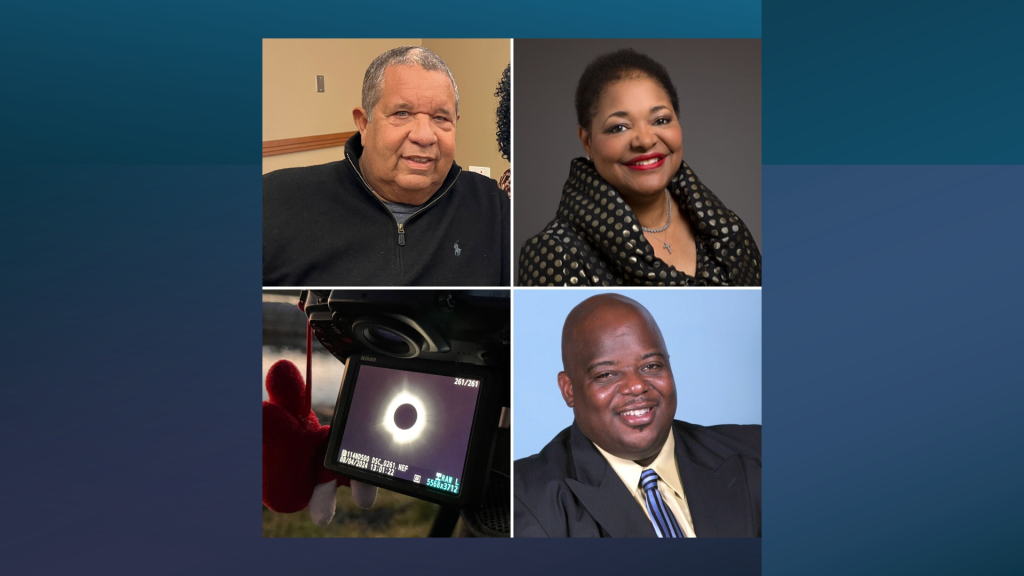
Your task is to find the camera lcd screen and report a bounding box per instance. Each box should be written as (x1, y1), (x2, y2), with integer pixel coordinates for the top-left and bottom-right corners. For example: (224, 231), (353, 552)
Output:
(337, 365), (482, 496)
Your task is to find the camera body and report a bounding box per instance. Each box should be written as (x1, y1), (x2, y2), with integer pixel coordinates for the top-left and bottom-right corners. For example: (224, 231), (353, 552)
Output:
(302, 290), (509, 368)
(300, 290), (509, 508)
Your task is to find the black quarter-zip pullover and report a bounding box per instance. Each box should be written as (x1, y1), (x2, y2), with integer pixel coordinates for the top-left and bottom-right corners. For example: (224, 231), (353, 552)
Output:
(264, 134), (510, 286)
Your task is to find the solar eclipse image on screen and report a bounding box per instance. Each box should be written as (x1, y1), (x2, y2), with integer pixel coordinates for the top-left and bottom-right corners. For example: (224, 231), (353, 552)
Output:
(337, 365), (482, 495)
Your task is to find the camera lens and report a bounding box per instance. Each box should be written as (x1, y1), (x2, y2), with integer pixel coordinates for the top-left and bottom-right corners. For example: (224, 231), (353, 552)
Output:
(352, 317), (427, 359)
(367, 326), (404, 344)
(364, 326), (411, 355)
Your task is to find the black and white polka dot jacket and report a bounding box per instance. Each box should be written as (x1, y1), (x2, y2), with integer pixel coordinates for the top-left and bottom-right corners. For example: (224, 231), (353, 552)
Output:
(518, 158), (761, 286)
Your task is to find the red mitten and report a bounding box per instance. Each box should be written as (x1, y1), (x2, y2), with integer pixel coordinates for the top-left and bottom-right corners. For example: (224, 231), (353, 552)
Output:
(263, 359), (349, 513)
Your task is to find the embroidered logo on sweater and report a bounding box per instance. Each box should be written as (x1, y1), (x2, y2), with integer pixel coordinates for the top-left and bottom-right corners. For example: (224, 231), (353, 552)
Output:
(454, 242), (462, 256)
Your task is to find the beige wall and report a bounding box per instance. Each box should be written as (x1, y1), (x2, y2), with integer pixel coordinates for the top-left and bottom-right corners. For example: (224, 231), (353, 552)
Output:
(263, 39), (422, 174)
(262, 39), (510, 179)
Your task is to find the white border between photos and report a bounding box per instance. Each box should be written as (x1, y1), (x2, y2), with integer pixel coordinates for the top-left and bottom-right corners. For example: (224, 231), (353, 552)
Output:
(261, 36), (761, 536)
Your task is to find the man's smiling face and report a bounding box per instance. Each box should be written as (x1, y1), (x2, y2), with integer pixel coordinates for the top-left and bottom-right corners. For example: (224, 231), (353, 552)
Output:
(354, 64), (457, 204)
(558, 294), (677, 466)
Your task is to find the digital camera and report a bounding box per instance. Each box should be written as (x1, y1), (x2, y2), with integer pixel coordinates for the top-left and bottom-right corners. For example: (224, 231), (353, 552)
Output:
(300, 290), (509, 524)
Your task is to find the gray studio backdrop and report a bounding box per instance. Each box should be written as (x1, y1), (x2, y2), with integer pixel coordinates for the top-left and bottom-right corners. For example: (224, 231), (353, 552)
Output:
(513, 39), (761, 276)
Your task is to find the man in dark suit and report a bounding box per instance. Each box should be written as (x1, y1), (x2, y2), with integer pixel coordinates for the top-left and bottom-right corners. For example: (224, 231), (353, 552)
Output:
(514, 293), (761, 537)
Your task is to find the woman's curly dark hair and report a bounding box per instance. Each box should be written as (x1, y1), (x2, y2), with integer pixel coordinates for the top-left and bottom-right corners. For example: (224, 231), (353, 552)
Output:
(495, 63), (511, 162)
(575, 49), (679, 131)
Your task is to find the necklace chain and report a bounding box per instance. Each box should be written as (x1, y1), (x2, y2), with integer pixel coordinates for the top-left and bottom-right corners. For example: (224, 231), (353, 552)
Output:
(641, 190), (672, 233)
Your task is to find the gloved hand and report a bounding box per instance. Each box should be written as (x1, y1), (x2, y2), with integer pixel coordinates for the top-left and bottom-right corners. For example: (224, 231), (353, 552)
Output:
(264, 359), (371, 526)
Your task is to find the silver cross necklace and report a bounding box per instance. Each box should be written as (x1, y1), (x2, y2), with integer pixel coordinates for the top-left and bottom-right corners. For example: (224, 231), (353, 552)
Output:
(641, 190), (673, 254)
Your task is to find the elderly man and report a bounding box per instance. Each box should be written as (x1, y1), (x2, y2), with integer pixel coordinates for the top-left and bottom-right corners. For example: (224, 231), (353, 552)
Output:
(263, 46), (509, 286)
(514, 293), (761, 537)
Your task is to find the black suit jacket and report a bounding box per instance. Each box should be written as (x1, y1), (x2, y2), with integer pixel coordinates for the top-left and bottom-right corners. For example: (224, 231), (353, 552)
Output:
(514, 420), (761, 537)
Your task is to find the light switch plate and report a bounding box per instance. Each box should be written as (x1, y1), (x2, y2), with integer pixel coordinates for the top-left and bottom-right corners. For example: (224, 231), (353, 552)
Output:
(316, 75), (324, 92)
(468, 166), (490, 177)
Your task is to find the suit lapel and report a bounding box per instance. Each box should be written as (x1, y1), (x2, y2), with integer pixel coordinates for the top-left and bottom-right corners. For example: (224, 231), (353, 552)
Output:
(564, 423), (656, 538)
(674, 423), (753, 537)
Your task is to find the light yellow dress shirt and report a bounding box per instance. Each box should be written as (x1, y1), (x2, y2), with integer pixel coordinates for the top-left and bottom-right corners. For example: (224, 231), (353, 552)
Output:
(592, 430), (697, 537)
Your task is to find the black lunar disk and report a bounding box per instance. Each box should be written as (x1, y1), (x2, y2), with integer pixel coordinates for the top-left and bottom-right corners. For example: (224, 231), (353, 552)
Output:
(394, 403), (418, 430)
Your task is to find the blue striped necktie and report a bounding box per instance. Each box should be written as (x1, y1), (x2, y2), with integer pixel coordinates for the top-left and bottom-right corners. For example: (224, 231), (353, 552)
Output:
(640, 469), (685, 538)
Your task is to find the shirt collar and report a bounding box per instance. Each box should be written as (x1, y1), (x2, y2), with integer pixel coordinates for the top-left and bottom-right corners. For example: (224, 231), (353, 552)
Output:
(592, 429), (684, 497)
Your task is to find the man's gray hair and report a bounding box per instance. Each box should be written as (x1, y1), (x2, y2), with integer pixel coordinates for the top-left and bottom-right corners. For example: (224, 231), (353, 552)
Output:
(362, 46), (459, 121)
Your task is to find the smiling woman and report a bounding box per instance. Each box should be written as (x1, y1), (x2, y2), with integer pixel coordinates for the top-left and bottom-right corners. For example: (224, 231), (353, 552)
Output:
(517, 48), (761, 287)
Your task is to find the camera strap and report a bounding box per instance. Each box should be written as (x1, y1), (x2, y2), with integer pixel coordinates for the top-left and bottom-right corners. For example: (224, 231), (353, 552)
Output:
(297, 297), (313, 416)
(304, 316), (313, 416)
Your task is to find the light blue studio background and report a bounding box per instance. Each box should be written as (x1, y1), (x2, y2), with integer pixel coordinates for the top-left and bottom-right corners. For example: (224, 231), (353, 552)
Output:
(513, 289), (761, 460)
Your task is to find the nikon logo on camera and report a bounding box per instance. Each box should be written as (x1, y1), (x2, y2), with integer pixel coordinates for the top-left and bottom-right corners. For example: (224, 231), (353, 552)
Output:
(361, 355), (377, 362)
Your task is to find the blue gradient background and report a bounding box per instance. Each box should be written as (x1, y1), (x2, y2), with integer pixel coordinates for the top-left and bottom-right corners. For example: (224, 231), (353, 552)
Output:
(2, 0), (1022, 574)
(514, 290), (761, 459)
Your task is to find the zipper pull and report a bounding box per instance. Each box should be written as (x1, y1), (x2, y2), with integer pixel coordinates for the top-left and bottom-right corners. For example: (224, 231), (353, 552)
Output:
(397, 223), (405, 246)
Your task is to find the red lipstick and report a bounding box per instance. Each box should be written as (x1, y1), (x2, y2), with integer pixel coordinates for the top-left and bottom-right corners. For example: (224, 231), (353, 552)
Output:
(625, 153), (665, 171)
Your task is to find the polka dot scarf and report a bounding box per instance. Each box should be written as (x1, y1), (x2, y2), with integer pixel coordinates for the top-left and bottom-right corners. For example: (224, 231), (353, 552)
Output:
(518, 158), (761, 286)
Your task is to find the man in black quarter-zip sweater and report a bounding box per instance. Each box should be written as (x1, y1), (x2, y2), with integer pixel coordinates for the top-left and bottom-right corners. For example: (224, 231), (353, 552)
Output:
(263, 46), (510, 286)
